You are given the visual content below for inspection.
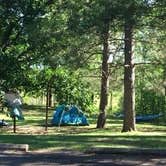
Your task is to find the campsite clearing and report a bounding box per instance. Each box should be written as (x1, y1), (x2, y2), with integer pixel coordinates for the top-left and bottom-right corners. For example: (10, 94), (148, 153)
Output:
(0, 105), (166, 152)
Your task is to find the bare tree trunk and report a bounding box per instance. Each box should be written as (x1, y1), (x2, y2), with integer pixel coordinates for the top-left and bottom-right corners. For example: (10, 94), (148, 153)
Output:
(13, 116), (16, 133)
(97, 20), (110, 128)
(45, 84), (49, 131)
(48, 88), (52, 107)
(122, 21), (136, 132)
(109, 90), (113, 114)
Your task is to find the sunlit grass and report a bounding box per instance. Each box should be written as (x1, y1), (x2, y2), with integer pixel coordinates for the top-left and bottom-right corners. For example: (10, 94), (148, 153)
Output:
(0, 105), (166, 151)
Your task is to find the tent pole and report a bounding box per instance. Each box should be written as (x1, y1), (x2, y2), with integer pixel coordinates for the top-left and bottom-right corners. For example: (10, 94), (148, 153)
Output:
(13, 116), (16, 133)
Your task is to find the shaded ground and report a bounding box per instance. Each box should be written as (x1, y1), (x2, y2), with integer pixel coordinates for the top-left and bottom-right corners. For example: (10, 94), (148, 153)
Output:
(0, 150), (166, 166)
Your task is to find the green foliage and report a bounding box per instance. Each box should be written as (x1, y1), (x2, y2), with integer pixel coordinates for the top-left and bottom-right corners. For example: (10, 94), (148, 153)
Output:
(0, 0), (47, 91)
(25, 66), (95, 113)
(52, 68), (94, 113)
(0, 0), (165, 129)
(136, 89), (166, 116)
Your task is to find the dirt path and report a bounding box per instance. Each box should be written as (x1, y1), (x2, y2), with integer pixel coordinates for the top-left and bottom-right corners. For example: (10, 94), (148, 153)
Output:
(0, 150), (166, 166)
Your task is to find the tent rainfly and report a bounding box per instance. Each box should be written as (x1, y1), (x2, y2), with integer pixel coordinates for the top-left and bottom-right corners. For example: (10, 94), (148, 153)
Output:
(51, 105), (89, 126)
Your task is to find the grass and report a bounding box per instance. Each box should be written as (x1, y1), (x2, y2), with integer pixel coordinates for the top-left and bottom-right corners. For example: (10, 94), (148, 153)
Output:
(0, 105), (166, 152)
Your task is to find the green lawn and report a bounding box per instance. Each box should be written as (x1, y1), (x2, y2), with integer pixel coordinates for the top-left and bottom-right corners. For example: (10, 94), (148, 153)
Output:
(0, 105), (166, 151)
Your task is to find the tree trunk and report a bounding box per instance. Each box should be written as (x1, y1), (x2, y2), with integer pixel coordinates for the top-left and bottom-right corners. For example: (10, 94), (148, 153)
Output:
(109, 90), (113, 114)
(13, 116), (16, 133)
(45, 85), (49, 131)
(48, 88), (52, 107)
(97, 20), (110, 128)
(122, 21), (136, 132)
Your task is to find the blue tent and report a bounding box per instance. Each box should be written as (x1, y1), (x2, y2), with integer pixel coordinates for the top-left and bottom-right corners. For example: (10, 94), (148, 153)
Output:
(51, 105), (89, 126)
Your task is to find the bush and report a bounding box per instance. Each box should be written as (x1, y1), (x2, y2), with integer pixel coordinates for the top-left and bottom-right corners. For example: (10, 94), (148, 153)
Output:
(136, 89), (166, 116)
(53, 68), (95, 113)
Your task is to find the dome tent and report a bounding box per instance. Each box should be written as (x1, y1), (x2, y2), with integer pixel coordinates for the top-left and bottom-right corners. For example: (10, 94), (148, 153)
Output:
(51, 105), (89, 126)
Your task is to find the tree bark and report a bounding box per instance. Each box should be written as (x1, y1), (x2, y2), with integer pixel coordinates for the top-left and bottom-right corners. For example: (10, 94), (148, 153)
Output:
(48, 88), (52, 107)
(122, 21), (136, 132)
(45, 84), (50, 131)
(97, 20), (110, 128)
(13, 116), (16, 133)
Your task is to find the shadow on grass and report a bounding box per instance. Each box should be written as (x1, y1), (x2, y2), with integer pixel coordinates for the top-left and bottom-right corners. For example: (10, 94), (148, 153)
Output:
(87, 114), (123, 125)
(0, 134), (166, 151)
(23, 105), (55, 111)
(1, 105), (166, 151)
(23, 104), (47, 109)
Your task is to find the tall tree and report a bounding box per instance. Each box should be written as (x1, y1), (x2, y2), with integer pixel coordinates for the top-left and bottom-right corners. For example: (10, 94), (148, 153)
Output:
(121, 0), (165, 131)
(66, 0), (120, 128)
(96, 19), (110, 128)
(121, 1), (148, 132)
(122, 13), (136, 131)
